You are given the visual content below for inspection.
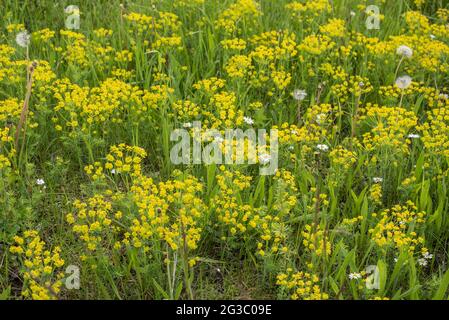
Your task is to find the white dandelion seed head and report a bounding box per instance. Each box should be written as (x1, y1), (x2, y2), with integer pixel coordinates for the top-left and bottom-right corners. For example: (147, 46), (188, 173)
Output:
(16, 30), (31, 48)
(293, 89), (307, 101)
(396, 45), (413, 58)
(395, 75), (412, 90)
(350, 11), (356, 17)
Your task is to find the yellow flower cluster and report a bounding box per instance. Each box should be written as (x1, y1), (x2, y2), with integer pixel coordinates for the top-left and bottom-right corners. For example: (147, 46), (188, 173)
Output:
(93, 28), (113, 38)
(225, 55), (252, 78)
(215, 0), (261, 34)
(221, 38), (247, 51)
(331, 76), (373, 101)
(6, 23), (25, 33)
(0, 98), (22, 122)
(214, 169), (289, 256)
(276, 269), (329, 300)
(298, 35), (335, 55)
(172, 100), (201, 120)
(105, 144), (146, 177)
(114, 50), (133, 63)
(369, 184), (382, 205)
(124, 11), (181, 36)
(329, 146), (357, 170)
(369, 201), (426, 253)
(0, 154), (11, 170)
(319, 18), (346, 38)
(359, 104), (417, 154)
(49, 78), (172, 134)
(0, 45), (22, 83)
(32, 28), (55, 42)
(10, 231), (65, 300)
(129, 174), (206, 252)
(66, 195), (117, 252)
(84, 144), (147, 180)
(285, 0), (331, 17)
(273, 169), (298, 215)
(302, 224), (331, 257)
(419, 106), (449, 157)
(193, 77), (226, 94)
(204, 91), (244, 128)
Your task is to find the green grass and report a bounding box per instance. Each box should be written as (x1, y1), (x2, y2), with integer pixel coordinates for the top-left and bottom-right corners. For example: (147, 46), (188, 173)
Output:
(1, 0), (449, 300)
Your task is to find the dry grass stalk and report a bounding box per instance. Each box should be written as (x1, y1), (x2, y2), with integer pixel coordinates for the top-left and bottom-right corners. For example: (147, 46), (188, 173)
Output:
(14, 60), (38, 151)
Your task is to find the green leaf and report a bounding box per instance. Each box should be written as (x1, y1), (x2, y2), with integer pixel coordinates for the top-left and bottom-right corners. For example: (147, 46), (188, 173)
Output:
(0, 287), (11, 300)
(432, 268), (449, 300)
(152, 278), (170, 300)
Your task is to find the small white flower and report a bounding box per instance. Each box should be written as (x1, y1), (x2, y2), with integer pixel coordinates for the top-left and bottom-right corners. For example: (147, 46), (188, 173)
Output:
(243, 116), (254, 125)
(111, 169), (117, 174)
(350, 11), (356, 17)
(430, 34), (436, 40)
(407, 133), (420, 139)
(439, 93), (449, 100)
(423, 252), (433, 260)
(291, 129), (298, 135)
(396, 45), (413, 58)
(373, 177), (383, 183)
(418, 258), (428, 267)
(348, 272), (362, 280)
(183, 122), (192, 128)
(293, 89), (307, 101)
(36, 178), (45, 186)
(16, 31), (31, 48)
(395, 75), (412, 90)
(259, 153), (271, 165)
(316, 144), (329, 152)
(394, 257), (399, 263)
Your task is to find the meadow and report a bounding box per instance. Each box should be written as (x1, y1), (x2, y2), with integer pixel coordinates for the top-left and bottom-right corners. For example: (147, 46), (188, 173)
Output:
(1, 0), (449, 300)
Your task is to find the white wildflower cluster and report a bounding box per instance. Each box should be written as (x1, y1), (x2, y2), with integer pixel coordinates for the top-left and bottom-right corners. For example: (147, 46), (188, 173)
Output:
(348, 272), (362, 280)
(418, 251), (433, 267)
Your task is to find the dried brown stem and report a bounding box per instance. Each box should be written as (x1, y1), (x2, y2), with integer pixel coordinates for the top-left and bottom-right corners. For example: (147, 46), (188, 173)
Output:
(14, 61), (38, 151)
